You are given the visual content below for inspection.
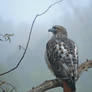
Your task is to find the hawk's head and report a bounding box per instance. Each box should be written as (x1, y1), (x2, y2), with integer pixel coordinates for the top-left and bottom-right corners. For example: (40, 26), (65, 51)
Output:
(48, 25), (67, 37)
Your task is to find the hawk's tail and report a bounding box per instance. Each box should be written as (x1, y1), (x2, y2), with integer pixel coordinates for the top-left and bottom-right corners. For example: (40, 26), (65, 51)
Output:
(64, 77), (76, 92)
(66, 76), (76, 92)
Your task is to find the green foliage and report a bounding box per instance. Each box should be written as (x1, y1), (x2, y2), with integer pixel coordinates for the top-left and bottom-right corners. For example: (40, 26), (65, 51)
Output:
(0, 34), (14, 43)
(0, 33), (15, 91)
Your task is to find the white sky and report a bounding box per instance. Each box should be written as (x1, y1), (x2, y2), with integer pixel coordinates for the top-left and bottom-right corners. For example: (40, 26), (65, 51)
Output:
(0, 0), (91, 23)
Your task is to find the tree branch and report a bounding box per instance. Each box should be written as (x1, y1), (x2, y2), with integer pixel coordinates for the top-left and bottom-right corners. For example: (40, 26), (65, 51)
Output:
(27, 79), (63, 92)
(0, 0), (63, 76)
(77, 59), (92, 80)
(27, 60), (92, 92)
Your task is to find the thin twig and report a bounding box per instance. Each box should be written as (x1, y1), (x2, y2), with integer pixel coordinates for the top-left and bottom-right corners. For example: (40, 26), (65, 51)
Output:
(6, 82), (17, 92)
(0, 80), (17, 92)
(0, 87), (5, 92)
(0, 0), (63, 76)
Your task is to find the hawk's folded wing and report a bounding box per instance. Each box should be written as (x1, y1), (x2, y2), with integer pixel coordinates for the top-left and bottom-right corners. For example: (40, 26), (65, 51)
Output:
(45, 37), (78, 79)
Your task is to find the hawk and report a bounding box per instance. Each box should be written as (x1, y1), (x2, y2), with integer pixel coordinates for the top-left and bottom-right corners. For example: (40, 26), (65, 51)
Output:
(45, 25), (79, 92)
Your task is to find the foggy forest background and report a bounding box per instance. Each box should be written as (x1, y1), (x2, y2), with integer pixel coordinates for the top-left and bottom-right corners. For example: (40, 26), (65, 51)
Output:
(0, 0), (92, 92)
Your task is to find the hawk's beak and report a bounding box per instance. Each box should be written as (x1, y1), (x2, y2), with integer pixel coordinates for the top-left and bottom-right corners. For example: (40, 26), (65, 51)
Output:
(48, 28), (56, 33)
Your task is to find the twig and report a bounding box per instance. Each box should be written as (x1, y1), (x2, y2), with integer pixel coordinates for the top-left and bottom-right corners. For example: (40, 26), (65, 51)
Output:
(0, 87), (5, 92)
(0, 0), (63, 76)
(27, 60), (92, 92)
(0, 80), (17, 92)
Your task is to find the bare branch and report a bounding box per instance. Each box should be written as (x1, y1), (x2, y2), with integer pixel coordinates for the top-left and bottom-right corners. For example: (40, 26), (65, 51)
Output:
(0, 80), (17, 92)
(27, 79), (63, 92)
(6, 82), (17, 92)
(27, 60), (92, 92)
(0, 0), (63, 76)
(77, 60), (92, 80)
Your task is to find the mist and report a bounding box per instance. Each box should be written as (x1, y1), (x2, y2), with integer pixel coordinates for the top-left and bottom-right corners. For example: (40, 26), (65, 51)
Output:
(0, 0), (92, 92)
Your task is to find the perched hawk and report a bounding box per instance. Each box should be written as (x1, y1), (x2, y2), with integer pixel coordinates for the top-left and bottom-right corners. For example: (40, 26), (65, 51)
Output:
(45, 25), (79, 92)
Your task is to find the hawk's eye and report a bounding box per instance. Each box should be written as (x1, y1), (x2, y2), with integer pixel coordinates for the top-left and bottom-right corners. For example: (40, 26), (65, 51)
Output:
(53, 27), (57, 29)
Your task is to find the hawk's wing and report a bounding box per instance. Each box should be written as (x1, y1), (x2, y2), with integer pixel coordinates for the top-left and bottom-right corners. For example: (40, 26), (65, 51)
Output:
(45, 37), (78, 79)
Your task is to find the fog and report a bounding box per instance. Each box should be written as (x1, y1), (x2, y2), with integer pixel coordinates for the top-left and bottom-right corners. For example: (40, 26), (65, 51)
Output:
(0, 0), (92, 92)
